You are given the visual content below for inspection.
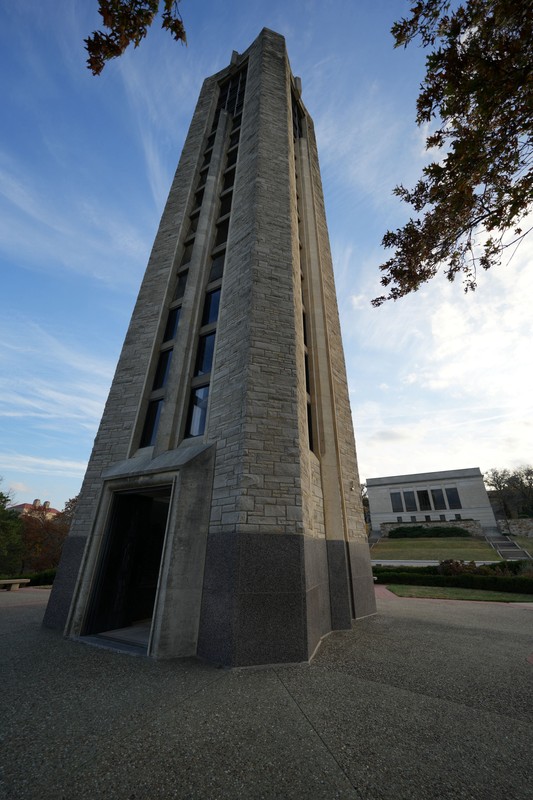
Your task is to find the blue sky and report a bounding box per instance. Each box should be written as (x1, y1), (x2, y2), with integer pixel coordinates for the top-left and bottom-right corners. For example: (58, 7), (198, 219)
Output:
(1, 1), (531, 509)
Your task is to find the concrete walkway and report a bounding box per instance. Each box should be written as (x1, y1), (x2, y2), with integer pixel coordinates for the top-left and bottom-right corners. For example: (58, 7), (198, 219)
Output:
(1, 587), (532, 800)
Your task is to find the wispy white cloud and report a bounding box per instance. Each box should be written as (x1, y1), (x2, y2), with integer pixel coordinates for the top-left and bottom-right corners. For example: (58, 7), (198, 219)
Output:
(0, 453), (87, 477)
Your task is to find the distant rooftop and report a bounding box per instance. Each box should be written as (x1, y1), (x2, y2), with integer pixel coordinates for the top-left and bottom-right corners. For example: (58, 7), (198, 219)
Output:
(366, 468), (482, 487)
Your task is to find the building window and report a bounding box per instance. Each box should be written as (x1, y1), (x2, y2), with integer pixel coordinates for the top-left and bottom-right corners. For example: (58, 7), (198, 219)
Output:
(425, 515), (431, 522)
(174, 270), (188, 301)
(396, 516), (403, 523)
(391, 492), (404, 513)
(455, 513), (462, 520)
(446, 488), (462, 509)
(403, 490), (417, 512)
(194, 333), (216, 376)
(163, 306), (181, 342)
(292, 92), (303, 138)
(439, 514), (446, 521)
(185, 386), (210, 437)
(417, 490), (431, 511)
(180, 242), (194, 266)
(222, 169), (235, 191)
(410, 516), (417, 522)
(152, 349), (173, 390)
(215, 218), (230, 247)
(209, 252), (225, 283)
(431, 488), (446, 510)
(140, 399), (164, 447)
(193, 188), (204, 210)
(219, 194), (232, 218)
(226, 148), (238, 168)
(202, 289), (221, 325)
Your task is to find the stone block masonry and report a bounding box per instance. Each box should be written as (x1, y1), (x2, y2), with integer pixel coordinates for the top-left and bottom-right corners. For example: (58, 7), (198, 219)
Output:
(45, 29), (376, 667)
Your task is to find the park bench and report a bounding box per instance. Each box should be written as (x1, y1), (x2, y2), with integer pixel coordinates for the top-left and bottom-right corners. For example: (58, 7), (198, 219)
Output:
(0, 579), (31, 592)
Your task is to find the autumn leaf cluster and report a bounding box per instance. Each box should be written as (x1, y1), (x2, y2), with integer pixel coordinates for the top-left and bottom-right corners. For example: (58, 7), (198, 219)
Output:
(86, 0), (186, 76)
(374, 0), (533, 304)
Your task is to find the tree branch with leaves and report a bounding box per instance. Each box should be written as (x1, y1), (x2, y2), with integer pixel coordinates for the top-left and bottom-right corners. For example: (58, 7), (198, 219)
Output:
(86, 0), (186, 75)
(373, 0), (533, 305)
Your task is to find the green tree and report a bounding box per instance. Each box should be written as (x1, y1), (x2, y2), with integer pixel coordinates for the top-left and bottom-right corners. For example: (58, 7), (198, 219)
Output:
(19, 499), (75, 574)
(86, 0), (186, 75)
(373, 0), (533, 305)
(0, 484), (24, 577)
(485, 465), (533, 518)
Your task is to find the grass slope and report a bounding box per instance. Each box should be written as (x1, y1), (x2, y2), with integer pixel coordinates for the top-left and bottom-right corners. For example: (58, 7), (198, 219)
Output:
(371, 536), (498, 561)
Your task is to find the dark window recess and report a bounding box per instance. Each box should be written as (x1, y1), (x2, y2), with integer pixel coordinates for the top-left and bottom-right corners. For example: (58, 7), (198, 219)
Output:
(231, 114), (242, 131)
(202, 151), (211, 168)
(302, 313), (308, 347)
(198, 168), (208, 187)
(152, 349), (173, 390)
(215, 219), (229, 247)
(425, 515), (431, 522)
(181, 242), (194, 265)
(226, 149), (238, 168)
(455, 513), (462, 520)
(174, 270), (188, 301)
(209, 253), (226, 283)
(431, 488), (446, 510)
(403, 490), (417, 512)
(391, 492), (404, 513)
(219, 193), (232, 218)
(446, 488), (462, 509)
(304, 354), (311, 394)
(187, 215), (199, 235)
(417, 490), (431, 512)
(193, 189), (204, 210)
(222, 170), (235, 191)
(211, 109), (220, 131)
(229, 130), (240, 148)
(194, 333), (216, 376)
(140, 399), (163, 447)
(292, 93), (303, 138)
(163, 307), (181, 342)
(397, 517), (403, 523)
(307, 404), (314, 452)
(216, 67), (247, 117)
(185, 386), (209, 437)
(439, 514), (446, 521)
(202, 289), (221, 325)
(206, 131), (216, 149)
(209, 253), (225, 283)
(410, 516), (417, 523)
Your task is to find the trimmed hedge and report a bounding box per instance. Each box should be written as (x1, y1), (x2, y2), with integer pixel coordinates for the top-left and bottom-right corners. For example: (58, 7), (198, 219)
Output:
(388, 526), (471, 538)
(374, 571), (533, 594)
(373, 564), (440, 575)
(28, 569), (57, 586)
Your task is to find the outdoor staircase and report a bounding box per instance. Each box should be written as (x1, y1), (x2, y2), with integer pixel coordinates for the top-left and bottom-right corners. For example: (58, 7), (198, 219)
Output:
(484, 534), (532, 561)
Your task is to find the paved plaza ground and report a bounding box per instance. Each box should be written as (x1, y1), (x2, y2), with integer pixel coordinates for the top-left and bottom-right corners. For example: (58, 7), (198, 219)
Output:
(1, 585), (532, 799)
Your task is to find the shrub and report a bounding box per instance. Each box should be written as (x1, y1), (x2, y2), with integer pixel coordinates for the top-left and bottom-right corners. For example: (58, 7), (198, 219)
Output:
(373, 570), (533, 594)
(388, 526), (471, 538)
(27, 569), (56, 586)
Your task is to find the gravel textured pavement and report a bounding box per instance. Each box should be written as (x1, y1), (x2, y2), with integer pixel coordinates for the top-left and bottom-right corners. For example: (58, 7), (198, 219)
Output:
(1, 585), (532, 800)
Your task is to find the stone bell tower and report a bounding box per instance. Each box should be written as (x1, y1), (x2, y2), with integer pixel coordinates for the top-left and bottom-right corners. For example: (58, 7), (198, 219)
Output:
(45, 29), (376, 666)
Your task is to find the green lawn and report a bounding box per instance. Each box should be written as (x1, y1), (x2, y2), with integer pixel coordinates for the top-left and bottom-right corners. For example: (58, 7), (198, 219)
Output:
(371, 536), (499, 561)
(386, 584), (533, 602)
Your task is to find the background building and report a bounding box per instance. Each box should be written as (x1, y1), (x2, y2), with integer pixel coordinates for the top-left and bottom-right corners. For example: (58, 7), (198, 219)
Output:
(44, 29), (376, 667)
(366, 468), (498, 534)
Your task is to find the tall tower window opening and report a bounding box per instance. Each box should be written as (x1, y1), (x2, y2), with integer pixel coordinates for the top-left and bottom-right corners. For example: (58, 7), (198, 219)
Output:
(184, 66), (246, 438)
(292, 90), (316, 454)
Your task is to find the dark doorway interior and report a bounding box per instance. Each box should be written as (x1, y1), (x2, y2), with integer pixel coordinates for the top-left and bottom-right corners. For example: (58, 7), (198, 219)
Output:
(83, 486), (171, 649)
